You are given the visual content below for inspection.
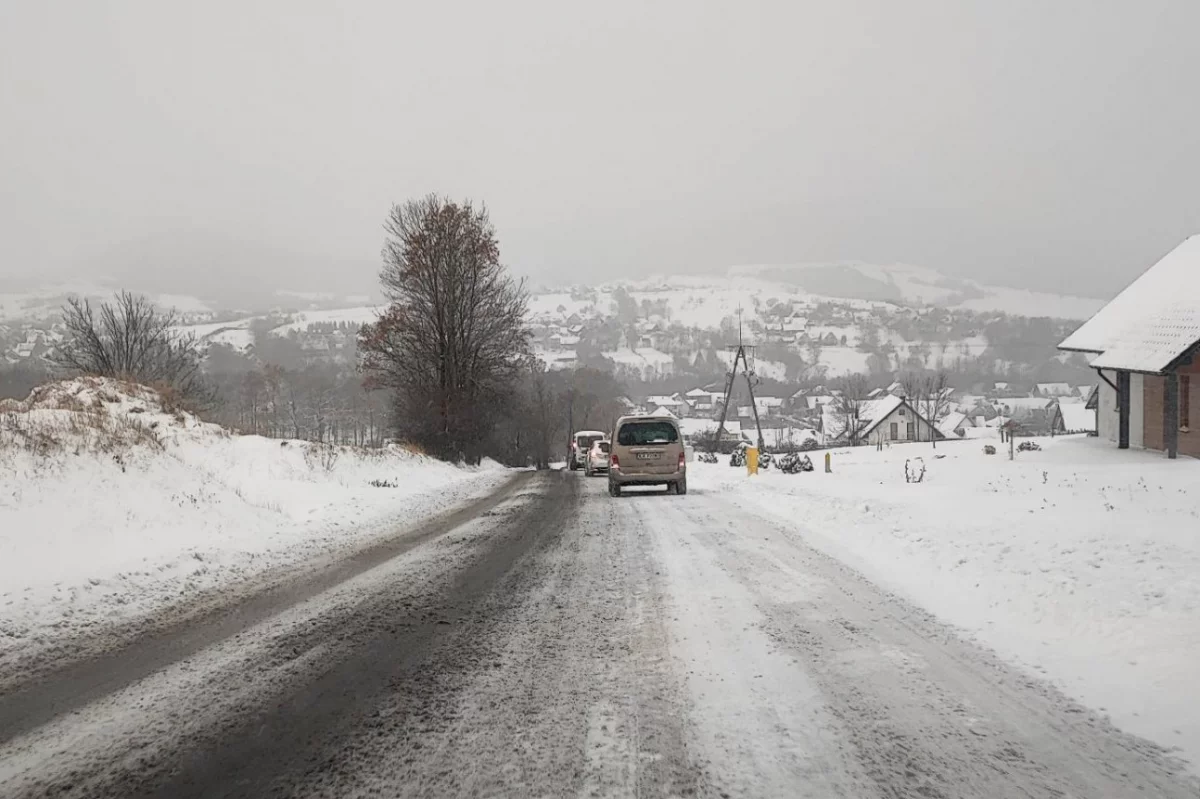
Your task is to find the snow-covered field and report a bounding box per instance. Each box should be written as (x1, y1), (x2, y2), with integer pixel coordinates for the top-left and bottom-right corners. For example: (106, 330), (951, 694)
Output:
(176, 316), (259, 350)
(269, 305), (381, 333)
(0, 379), (508, 660)
(689, 436), (1200, 766)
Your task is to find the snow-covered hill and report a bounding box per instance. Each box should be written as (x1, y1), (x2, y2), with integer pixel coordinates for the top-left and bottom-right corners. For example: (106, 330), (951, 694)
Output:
(533, 263), (1104, 326)
(0, 282), (213, 323)
(732, 262), (1106, 318)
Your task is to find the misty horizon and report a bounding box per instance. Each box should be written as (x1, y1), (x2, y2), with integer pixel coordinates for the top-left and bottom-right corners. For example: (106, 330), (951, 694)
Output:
(4, 2), (1200, 306)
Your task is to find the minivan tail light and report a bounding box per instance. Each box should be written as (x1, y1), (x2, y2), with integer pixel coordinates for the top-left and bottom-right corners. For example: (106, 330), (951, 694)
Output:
(610, 454), (620, 468)
(678, 452), (686, 468)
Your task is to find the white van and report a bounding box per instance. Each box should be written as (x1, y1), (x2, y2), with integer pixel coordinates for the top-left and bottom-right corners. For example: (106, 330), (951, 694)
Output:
(568, 430), (607, 471)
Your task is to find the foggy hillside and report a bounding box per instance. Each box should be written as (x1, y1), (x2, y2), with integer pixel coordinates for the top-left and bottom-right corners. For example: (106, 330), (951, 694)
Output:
(86, 231), (383, 310)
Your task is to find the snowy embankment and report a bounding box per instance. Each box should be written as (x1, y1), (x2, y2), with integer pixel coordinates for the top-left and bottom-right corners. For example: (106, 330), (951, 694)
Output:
(0, 378), (507, 660)
(689, 437), (1200, 768)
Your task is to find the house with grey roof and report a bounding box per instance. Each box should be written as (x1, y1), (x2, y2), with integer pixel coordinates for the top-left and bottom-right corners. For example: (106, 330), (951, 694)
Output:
(1058, 235), (1200, 459)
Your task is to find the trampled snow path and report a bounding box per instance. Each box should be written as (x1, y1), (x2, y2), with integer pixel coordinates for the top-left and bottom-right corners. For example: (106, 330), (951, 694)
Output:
(647, 482), (1196, 796)
(693, 436), (1200, 768)
(0, 469), (1196, 798)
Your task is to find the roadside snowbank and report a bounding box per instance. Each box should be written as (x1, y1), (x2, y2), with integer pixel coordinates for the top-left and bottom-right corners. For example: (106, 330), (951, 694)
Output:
(690, 436), (1200, 768)
(0, 378), (507, 656)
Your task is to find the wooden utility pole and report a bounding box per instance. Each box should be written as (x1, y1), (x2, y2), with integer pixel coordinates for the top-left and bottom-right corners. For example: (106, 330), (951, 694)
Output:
(711, 308), (766, 453)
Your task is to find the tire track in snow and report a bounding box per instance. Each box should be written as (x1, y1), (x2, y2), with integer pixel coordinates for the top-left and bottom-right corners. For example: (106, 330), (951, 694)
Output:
(292, 473), (705, 798)
(0, 471), (529, 743)
(0, 475), (547, 798)
(628, 486), (875, 797)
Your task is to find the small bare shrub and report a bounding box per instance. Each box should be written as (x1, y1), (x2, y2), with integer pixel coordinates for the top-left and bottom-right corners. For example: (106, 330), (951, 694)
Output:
(304, 443), (341, 472)
(369, 478), (399, 488)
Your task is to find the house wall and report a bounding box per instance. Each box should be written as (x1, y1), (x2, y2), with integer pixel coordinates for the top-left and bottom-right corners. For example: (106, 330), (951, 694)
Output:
(1141, 367), (1200, 458)
(1130, 373), (1145, 449)
(1143, 376), (1164, 451)
(1096, 370), (1145, 448)
(1097, 372), (1119, 443)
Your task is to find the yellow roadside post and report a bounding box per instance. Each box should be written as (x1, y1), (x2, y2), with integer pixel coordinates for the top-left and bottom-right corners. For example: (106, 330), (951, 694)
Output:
(746, 447), (759, 475)
(825, 452), (832, 473)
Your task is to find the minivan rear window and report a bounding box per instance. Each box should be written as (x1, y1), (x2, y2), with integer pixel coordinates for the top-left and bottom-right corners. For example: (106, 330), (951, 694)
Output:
(576, 434), (603, 449)
(617, 421), (679, 446)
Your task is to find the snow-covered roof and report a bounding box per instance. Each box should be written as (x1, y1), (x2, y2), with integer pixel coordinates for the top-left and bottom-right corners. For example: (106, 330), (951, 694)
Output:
(648, 405), (678, 419)
(1059, 403), (1097, 433)
(938, 410), (970, 438)
(645, 395), (684, 407)
(1060, 235), (1200, 373)
(685, 387), (711, 397)
(1036, 382), (1072, 396)
(996, 397), (1055, 414)
(857, 395), (906, 434)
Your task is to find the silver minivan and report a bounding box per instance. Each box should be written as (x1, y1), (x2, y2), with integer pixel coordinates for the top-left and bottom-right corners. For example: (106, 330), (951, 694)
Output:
(607, 415), (687, 496)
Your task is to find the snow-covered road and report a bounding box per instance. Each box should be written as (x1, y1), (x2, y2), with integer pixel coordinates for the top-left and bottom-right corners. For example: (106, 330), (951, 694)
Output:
(1, 469), (1196, 798)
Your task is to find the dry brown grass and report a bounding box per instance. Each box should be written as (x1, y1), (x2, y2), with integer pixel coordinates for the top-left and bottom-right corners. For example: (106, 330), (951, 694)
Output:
(393, 440), (429, 457)
(0, 378), (168, 459)
(150, 381), (198, 423)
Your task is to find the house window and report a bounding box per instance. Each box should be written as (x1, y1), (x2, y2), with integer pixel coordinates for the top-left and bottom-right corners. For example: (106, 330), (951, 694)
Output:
(1182, 376), (1192, 430)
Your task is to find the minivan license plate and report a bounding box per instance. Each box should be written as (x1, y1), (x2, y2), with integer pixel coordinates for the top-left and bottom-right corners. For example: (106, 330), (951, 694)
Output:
(636, 452), (659, 460)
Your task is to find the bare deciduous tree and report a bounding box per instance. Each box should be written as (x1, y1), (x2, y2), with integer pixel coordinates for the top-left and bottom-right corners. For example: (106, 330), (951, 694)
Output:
(899, 369), (927, 441)
(358, 195), (529, 463)
(54, 292), (211, 405)
(832, 374), (872, 446)
(920, 370), (951, 448)
(900, 369), (951, 446)
(524, 358), (559, 470)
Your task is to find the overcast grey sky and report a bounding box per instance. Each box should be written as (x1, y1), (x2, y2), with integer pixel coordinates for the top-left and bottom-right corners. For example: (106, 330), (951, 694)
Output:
(2, 0), (1199, 301)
